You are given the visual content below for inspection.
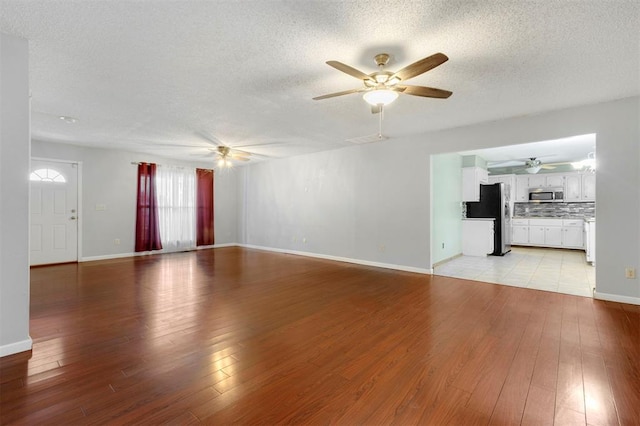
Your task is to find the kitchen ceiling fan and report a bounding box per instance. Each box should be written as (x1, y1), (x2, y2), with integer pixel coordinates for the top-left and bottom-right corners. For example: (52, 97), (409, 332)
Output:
(519, 157), (578, 174)
(313, 52), (452, 113)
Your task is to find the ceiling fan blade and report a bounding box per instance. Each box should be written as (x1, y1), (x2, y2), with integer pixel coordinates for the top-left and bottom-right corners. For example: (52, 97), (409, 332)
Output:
(543, 161), (571, 166)
(397, 85), (452, 99)
(230, 150), (251, 158)
(541, 165), (556, 169)
(313, 88), (365, 100)
(326, 61), (375, 82)
(194, 131), (223, 147)
(232, 141), (288, 149)
(390, 53), (448, 82)
(231, 156), (250, 162)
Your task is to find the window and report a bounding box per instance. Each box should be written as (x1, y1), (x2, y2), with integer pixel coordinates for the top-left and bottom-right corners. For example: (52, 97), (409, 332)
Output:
(30, 168), (66, 183)
(156, 166), (196, 252)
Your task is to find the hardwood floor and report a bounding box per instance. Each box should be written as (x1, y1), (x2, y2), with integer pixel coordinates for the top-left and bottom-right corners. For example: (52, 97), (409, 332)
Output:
(1, 247), (639, 425)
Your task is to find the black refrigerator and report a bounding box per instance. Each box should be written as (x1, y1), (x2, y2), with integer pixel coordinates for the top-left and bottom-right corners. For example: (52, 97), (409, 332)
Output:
(466, 183), (511, 256)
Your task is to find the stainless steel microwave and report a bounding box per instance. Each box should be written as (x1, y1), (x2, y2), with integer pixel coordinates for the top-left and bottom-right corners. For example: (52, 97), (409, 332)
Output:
(528, 187), (564, 202)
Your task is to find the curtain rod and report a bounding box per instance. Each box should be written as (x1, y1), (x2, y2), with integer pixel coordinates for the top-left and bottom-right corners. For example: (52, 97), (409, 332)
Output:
(130, 162), (213, 172)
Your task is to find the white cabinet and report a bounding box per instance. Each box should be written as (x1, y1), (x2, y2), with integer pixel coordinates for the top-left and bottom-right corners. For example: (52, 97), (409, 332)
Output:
(546, 174), (565, 187)
(565, 174), (582, 201)
(462, 167), (489, 202)
(513, 219), (562, 247)
(527, 175), (546, 188)
(515, 176), (529, 201)
(462, 219), (494, 256)
(528, 173), (564, 189)
(512, 218), (584, 249)
(511, 218), (529, 244)
(581, 173), (595, 200)
(564, 172), (596, 202)
(545, 226), (563, 246)
(528, 224), (545, 245)
(527, 219), (563, 246)
(516, 172), (595, 203)
(530, 219), (563, 247)
(562, 219), (584, 248)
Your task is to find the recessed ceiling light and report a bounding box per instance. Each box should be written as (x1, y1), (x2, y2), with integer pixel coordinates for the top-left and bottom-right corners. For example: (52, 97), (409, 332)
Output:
(59, 116), (78, 124)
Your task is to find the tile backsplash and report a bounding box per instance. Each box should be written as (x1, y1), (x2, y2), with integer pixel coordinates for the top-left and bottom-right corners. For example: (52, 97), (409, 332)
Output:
(514, 202), (595, 218)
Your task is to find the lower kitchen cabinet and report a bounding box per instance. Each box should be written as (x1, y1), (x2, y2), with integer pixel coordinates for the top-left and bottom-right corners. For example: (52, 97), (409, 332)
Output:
(561, 219), (584, 248)
(511, 218), (585, 249)
(462, 219), (494, 256)
(512, 225), (529, 245)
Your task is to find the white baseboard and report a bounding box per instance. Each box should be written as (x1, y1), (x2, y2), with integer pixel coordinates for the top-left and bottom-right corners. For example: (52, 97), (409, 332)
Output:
(593, 291), (640, 306)
(80, 243), (240, 262)
(239, 244), (432, 275)
(0, 337), (32, 357)
(81, 252), (137, 262)
(198, 243), (237, 249)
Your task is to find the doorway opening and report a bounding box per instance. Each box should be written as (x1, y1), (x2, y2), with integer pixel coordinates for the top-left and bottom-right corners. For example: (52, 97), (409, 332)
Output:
(430, 134), (596, 298)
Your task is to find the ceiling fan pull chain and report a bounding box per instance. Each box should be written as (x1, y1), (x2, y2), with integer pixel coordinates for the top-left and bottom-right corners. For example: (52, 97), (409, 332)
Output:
(378, 104), (384, 139)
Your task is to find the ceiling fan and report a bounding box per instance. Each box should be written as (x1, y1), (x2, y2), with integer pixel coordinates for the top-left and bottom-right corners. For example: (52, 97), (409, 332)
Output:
(192, 132), (255, 168)
(313, 52), (452, 113)
(211, 145), (251, 168)
(518, 157), (579, 174)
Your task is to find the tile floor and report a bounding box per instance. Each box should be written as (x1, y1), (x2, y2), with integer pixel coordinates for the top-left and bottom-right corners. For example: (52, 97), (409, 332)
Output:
(434, 246), (595, 298)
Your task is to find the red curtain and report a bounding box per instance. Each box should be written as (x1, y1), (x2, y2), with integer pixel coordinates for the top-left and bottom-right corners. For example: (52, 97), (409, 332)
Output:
(135, 163), (163, 252)
(196, 168), (214, 246)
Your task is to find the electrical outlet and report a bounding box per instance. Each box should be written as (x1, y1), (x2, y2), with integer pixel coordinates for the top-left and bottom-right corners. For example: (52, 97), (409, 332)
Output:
(302, 237), (307, 243)
(114, 238), (120, 245)
(378, 244), (385, 252)
(625, 268), (636, 279)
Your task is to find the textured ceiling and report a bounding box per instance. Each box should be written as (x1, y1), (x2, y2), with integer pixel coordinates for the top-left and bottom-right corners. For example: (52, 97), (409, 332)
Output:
(1, 1), (638, 165)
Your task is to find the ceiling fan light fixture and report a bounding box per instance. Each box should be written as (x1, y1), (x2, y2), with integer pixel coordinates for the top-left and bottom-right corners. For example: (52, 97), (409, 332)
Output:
(363, 89), (398, 106)
(217, 158), (233, 168)
(526, 166), (541, 174)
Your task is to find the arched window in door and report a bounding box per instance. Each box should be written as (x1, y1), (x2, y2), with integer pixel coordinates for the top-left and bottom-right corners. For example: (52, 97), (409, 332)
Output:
(29, 168), (66, 183)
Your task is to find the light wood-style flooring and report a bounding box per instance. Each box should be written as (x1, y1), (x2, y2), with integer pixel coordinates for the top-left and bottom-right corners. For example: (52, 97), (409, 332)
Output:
(1, 247), (639, 425)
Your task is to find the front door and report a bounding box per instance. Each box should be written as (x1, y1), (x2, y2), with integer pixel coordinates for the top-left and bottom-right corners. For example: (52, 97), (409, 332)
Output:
(30, 160), (78, 265)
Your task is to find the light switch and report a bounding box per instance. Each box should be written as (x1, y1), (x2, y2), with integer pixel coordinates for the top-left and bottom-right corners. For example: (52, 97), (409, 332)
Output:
(95, 204), (106, 211)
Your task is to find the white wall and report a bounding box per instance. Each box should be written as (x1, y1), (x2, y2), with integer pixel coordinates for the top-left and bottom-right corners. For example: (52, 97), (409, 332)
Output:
(239, 140), (430, 270)
(31, 141), (239, 260)
(240, 96), (640, 304)
(0, 33), (32, 356)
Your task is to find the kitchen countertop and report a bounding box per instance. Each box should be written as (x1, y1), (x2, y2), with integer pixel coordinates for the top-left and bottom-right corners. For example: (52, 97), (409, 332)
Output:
(512, 216), (595, 221)
(463, 218), (495, 221)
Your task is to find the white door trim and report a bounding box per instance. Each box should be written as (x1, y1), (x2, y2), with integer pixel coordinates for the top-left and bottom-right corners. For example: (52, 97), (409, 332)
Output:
(30, 157), (83, 263)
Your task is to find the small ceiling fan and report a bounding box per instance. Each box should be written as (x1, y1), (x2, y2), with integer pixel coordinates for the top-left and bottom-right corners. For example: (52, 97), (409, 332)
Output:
(313, 52), (452, 113)
(211, 145), (251, 168)
(192, 132), (254, 168)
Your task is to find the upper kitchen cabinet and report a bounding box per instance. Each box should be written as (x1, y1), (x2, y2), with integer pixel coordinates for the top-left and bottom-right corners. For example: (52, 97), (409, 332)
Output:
(527, 175), (546, 188)
(565, 172), (596, 201)
(515, 175), (530, 201)
(529, 173), (564, 188)
(565, 173), (582, 201)
(462, 166), (489, 201)
(545, 174), (565, 187)
(582, 173), (595, 200)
